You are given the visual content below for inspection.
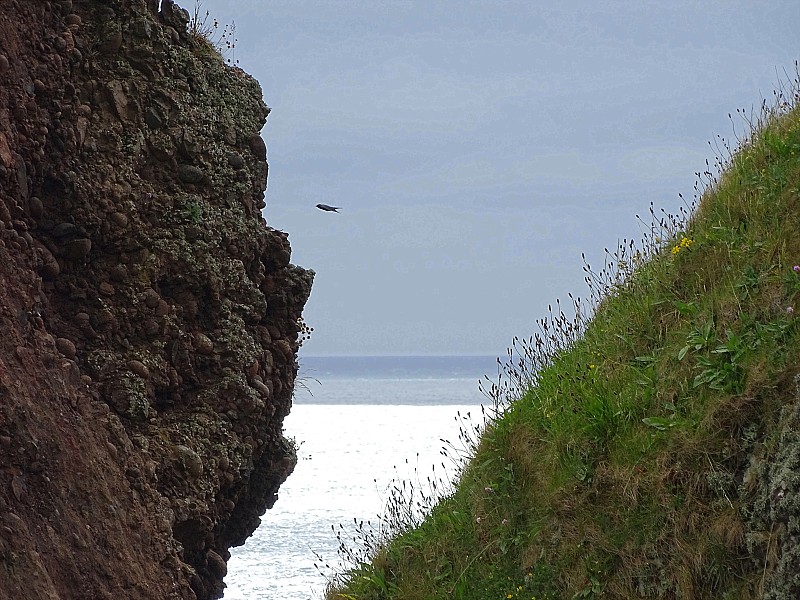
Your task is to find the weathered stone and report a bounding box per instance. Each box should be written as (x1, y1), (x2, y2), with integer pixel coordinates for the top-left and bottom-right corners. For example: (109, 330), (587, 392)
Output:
(193, 332), (213, 355)
(95, 308), (115, 327)
(274, 339), (294, 362)
(154, 298), (170, 317)
(144, 107), (163, 128)
(142, 288), (160, 308)
(109, 212), (128, 227)
(37, 245), (60, 278)
(28, 196), (43, 218)
(174, 445), (203, 479)
(13, 152), (28, 202)
(60, 237), (91, 259)
(163, 25), (179, 43)
(177, 164), (204, 184)
(55, 337), (76, 359)
(127, 360), (150, 379)
(247, 134), (267, 161)
(0, 133), (12, 169)
(52, 222), (78, 237)
(141, 318), (160, 336)
(52, 35), (67, 52)
(247, 360), (259, 378)
(227, 151), (245, 170)
(131, 15), (153, 39)
(105, 80), (132, 121)
(206, 549), (227, 579)
(109, 264), (127, 282)
(251, 378), (271, 399)
(99, 24), (122, 54)
(160, 3), (189, 33)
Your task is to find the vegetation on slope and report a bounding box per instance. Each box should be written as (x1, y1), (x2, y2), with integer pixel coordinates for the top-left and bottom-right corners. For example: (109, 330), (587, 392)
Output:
(326, 70), (800, 600)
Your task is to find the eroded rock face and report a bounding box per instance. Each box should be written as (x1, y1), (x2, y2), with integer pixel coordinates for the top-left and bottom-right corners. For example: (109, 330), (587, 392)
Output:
(742, 375), (800, 600)
(0, 1), (313, 598)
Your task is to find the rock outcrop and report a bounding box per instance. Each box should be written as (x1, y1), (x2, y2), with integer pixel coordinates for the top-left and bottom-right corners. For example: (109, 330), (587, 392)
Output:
(0, 1), (313, 598)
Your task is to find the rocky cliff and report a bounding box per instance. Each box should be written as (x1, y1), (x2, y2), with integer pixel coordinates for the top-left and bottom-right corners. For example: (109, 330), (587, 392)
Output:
(0, 1), (313, 598)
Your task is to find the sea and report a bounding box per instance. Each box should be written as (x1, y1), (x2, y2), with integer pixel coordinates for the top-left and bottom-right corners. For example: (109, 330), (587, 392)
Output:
(222, 355), (497, 600)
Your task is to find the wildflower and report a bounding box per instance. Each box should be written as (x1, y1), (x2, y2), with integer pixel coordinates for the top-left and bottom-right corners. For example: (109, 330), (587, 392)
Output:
(476, 516), (481, 524)
(484, 486), (494, 493)
(794, 265), (800, 273)
(672, 236), (694, 255)
(502, 518), (509, 525)
(787, 306), (795, 315)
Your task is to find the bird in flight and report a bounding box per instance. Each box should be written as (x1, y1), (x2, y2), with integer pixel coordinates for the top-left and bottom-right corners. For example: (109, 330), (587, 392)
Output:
(316, 203), (341, 212)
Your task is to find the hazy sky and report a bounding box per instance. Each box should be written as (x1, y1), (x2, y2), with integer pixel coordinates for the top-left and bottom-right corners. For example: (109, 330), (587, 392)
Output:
(195, 0), (799, 357)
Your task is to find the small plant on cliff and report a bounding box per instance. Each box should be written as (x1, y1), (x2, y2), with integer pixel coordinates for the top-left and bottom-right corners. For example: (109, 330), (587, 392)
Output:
(188, 1), (238, 65)
(185, 199), (203, 224)
(297, 316), (314, 349)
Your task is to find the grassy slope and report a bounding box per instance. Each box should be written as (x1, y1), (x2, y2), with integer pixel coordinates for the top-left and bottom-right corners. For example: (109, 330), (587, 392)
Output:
(328, 95), (800, 600)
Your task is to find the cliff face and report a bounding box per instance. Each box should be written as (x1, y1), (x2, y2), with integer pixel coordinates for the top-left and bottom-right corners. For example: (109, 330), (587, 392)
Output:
(0, 1), (313, 598)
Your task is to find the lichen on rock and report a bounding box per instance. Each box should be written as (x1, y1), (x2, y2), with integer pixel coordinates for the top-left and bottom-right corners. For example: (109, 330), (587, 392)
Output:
(742, 374), (800, 600)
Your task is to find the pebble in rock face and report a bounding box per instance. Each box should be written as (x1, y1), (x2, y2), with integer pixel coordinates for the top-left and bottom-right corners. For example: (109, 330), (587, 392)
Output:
(110, 212), (128, 227)
(28, 196), (43, 218)
(99, 27), (123, 54)
(127, 360), (150, 379)
(0, 55), (9, 75)
(174, 444), (203, 479)
(247, 134), (267, 161)
(177, 164), (204, 184)
(55, 337), (76, 359)
(60, 237), (91, 259)
(193, 332), (214, 355)
(142, 288), (160, 308)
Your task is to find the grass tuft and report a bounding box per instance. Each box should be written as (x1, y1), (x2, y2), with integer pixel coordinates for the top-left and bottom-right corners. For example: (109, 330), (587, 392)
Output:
(188, 1), (239, 65)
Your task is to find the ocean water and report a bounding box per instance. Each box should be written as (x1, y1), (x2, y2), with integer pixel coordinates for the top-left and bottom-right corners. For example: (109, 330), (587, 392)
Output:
(223, 355), (495, 600)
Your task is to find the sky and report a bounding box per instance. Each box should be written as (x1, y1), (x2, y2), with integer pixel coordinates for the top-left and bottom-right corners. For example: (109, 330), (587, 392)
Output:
(193, 0), (800, 357)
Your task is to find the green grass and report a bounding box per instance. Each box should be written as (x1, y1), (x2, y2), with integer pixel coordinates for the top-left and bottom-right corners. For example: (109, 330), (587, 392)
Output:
(325, 69), (800, 600)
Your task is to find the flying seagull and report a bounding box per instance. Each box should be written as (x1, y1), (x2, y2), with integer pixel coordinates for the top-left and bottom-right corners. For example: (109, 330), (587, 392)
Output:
(316, 203), (341, 212)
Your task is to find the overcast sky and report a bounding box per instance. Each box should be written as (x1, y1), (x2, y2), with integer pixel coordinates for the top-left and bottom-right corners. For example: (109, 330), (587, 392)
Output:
(195, 0), (799, 357)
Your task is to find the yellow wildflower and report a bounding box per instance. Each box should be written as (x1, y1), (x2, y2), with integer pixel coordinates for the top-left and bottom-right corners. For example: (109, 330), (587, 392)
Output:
(671, 236), (694, 255)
